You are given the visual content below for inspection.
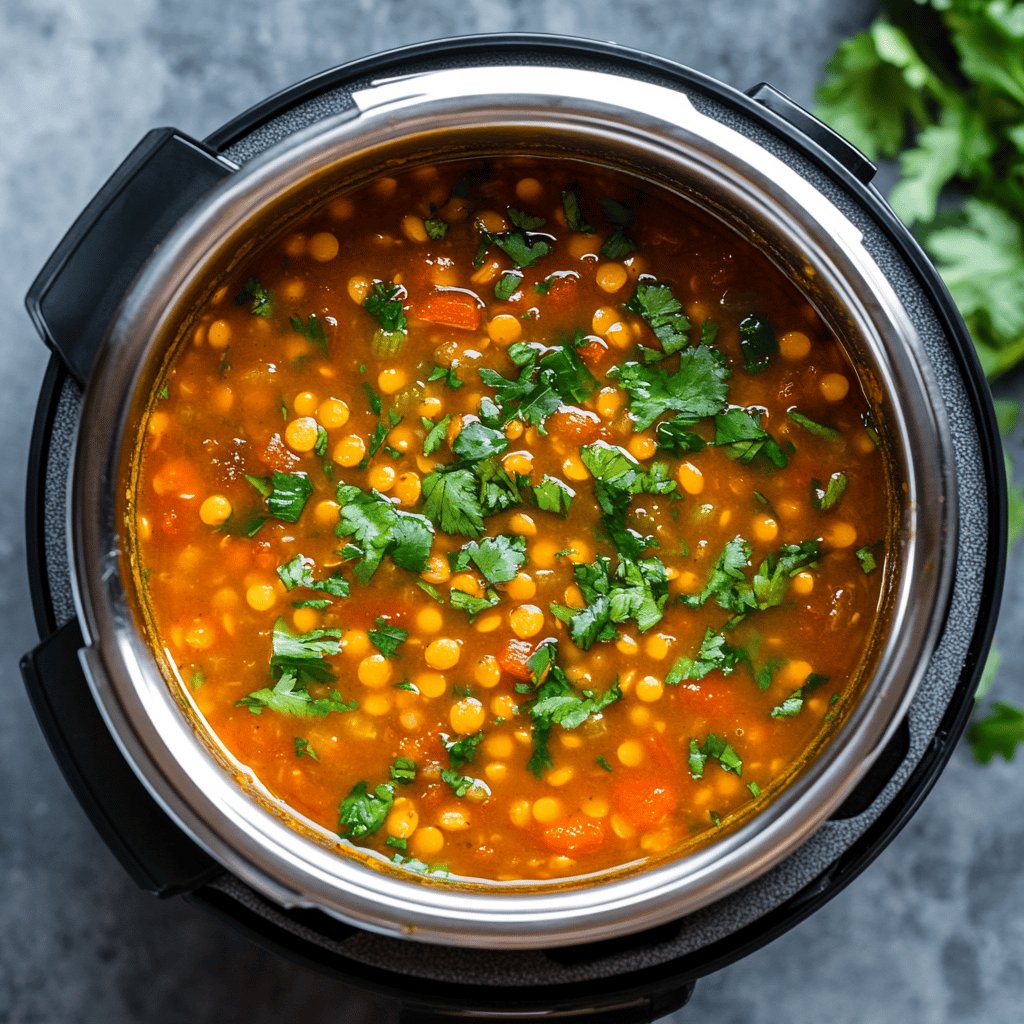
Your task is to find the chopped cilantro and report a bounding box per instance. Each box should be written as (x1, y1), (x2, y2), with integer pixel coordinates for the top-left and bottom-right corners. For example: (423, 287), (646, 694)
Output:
(856, 543), (880, 574)
(561, 186), (594, 233)
(389, 756), (417, 784)
(599, 197), (637, 260)
(532, 475), (575, 516)
(551, 553), (669, 649)
(289, 313), (328, 352)
(443, 731), (484, 769)
(667, 629), (751, 683)
(475, 219), (551, 269)
(336, 483), (434, 581)
(420, 467), (486, 537)
(609, 347), (730, 431)
(969, 702), (1024, 763)
(788, 408), (842, 441)
(624, 280), (692, 355)
(712, 408), (790, 469)
(523, 642), (622, 777)
(338, 780), (394, 839)
(440, 767), (485, 799)
(237, 671), (356, 718)
(596, 755), (614, 773)
(450, 588), (501, 621)
(368, 616), (409, 659)
(771, 672), (830, 719)
(269, 617), (343, 685)
(689, 734), (743, 779)
(495, 270), (522, 301)
(293, 737), (319, 760)
(235, 277), (273, 317)
(247, 471), (313, 523)
(363, 280), (408, 333)
(277, 553), (350, 598)
(738, 314), (778, 374)
(451, 421), (510, 462)
(452, 534), (526, 584)
(812, 472), (848, 511)
(421, 414), (452, 456)
(427, 364), (464, 390)
(423, 212), (448, 240)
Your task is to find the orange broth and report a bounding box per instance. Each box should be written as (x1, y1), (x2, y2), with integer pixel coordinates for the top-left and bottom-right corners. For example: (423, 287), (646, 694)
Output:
(131, 156), (894, 883)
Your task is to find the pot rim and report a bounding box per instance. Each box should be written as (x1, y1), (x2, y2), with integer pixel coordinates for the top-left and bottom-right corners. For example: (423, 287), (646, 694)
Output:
(69, 61), (957, 948)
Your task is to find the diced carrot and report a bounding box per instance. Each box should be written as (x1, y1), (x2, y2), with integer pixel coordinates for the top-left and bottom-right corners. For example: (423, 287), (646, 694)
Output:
(612, 771), (678, 829)
(546, 407), (604, 447)
(498, 637), (535, 681)
(416, 291), (482, 331)
(541, 814), (607, 856)
(258, 432), (301, 473)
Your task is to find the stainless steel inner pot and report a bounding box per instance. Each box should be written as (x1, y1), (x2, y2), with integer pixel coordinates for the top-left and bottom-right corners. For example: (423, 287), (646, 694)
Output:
(68, 64), (956, 949)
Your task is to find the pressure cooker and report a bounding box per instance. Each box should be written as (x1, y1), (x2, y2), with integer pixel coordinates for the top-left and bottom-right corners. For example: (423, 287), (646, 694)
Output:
(21, 35), (1005, 1022)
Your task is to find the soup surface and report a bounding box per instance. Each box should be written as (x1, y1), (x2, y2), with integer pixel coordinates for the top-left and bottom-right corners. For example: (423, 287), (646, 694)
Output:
(132, 156), (893, 884)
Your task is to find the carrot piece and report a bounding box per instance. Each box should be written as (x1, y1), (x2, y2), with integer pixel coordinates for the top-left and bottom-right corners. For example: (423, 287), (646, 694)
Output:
(416, 291), (482, 331)
(498, 637), (535, 681)
(546, 407), (604, 447)
(612, 771), (679, 829)
(258, 432), (301, 473)
(541, 814), (607, 856)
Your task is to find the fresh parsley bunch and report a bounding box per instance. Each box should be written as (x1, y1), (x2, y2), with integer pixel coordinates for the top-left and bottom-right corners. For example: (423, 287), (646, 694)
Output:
(816, 0), (1024, 760)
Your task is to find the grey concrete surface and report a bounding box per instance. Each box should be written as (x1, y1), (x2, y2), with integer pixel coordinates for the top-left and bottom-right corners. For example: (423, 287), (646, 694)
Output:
(1, 2), (1022, 1022)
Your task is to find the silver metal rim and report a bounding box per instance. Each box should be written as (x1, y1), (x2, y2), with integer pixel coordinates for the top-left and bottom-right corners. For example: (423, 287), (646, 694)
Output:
(70, 64), (957, 948)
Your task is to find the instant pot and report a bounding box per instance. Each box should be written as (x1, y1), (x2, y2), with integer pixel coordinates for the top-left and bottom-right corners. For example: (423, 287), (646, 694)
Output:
(21, 36), (1005, 1022)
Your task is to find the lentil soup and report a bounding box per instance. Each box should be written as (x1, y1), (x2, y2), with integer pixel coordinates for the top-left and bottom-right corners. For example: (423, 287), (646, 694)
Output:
(131, 156), (896, 884)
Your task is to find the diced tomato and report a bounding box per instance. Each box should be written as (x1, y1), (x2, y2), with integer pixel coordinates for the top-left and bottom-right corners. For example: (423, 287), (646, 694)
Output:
(416, 290), (482, 331)
(547, 407), (604, 447)
(258, 432), (300, 473)
(612, 771), (679, 829)
(538, 272), (580, 310)
(576, 337), (607, 368)
(541, 814), (607, 856)
(498, 637), (535, 681)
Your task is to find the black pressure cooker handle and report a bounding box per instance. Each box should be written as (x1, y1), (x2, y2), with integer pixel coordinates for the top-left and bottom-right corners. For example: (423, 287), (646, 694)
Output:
(21, 619), (222, 896)
(25, 128), (235, 386)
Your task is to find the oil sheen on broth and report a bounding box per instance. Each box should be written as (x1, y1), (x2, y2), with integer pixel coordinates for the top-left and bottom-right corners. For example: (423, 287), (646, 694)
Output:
(132, 156), (893, 884)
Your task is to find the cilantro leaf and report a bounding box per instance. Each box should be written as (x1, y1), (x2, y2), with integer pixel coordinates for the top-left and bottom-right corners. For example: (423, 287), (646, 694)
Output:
(424, 213), (448, 240)
(680, 536), (753, 613)
(289, 313), (328, 352)
(277, 553), (349, 598)
(856, 543), (880, 574)
(422, 413), (452, 456)
(788, 408), (842, 441)
(336, 483), (434, 580)
(368, 616), (409, 659)
(561, 186), (594, 233)
(389, 756), (417, 784)
(269, 617), (343, 685)
(969, 702), (1024, 763)
(453, 534), (526, 584)
(667, 629), (751, 684)
(688, 734), (743, 779)
(443, 731), (484, 769)
(237, 671), (357, 718)
(624, 280), (691, 355)
(339, 781), (394, 839)
(738, 314), (779, 375)
(609, 347), (730, 430)
(712, 408), (790, 469)
(294, 737), (319, 760)
(532, 475), (575, 516)
(449, 588), (501, 621)
(451, 421), (509, 462)
(421, 468), (486, 537)
(771, 673), (829, 719)
(363, 280), (408, 333)
(427, 364), (464, 390)
(812, 472), (848, 511)
(266, 471), (313, 523)
(235, 277), (272, 317)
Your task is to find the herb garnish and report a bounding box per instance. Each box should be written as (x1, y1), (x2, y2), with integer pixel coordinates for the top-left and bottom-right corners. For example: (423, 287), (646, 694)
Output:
(368, 616), (409, 659)
(689, 734), (743, 779)
(336, 483), (434, 581)
(235, 277), (272, 317)
(338, 780), (394, 839)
